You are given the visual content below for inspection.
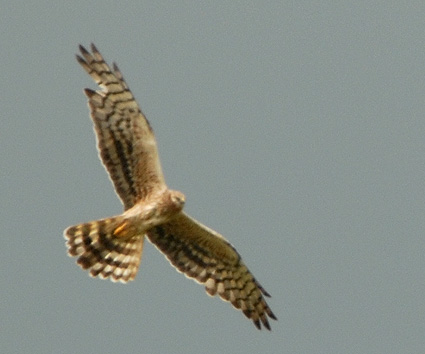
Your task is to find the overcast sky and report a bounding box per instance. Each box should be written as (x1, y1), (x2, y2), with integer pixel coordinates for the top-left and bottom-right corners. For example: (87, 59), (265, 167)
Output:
(2, 2), (425, 353)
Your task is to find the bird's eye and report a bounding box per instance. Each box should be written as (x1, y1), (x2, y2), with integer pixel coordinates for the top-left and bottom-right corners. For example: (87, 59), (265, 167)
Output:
(171, 193), (185, 206)
(177, 196), (185, 204)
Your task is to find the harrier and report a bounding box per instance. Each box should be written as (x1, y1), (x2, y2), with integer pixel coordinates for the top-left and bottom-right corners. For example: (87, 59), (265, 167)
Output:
(64, 44), (276, 330)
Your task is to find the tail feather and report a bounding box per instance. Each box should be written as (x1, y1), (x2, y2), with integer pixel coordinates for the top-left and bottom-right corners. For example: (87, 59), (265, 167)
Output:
(64, 216), (144, 283)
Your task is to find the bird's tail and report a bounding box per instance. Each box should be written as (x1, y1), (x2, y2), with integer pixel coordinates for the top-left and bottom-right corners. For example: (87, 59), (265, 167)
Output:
(64, 215), (144, 283)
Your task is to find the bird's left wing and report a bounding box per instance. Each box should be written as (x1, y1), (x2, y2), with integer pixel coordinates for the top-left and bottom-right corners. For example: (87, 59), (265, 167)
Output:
(146, 212), (277, 330)
(76, 44), (166, 210)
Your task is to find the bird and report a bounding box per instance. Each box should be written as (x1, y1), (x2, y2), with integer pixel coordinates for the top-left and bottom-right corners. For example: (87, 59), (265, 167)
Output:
(64, 44), (277, 330)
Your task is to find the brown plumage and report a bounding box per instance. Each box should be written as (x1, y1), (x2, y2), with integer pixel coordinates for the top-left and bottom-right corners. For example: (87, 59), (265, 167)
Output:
(64, 44), (277, 330)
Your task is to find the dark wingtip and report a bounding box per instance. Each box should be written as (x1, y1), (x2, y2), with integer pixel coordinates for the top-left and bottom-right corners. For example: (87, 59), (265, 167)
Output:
(90, 43), (99, 54)
(83, 88), (96, 97)
(255, 280), (272, 297)
(269, 311), (278, 321)
(76, 54), (85, 65)
(79, 44), (89, 55)
(263, 318), (271, 331)
(253, 319), (261, 330)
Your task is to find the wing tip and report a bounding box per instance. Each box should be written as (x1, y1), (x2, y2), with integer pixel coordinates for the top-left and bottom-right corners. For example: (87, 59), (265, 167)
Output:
(78, 44), (89, 55)
(83, 88), (96, 97)
(268, 311), (278, 321)
(90, 43), (99, 53)
(75, 53), (85, 65)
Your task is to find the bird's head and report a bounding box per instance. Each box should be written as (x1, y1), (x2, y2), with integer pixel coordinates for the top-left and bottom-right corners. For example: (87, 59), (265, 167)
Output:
(169, 190), (186, 211)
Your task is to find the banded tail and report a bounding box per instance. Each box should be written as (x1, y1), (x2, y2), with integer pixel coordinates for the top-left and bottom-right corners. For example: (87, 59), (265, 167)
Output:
(64, 216), (144, 283)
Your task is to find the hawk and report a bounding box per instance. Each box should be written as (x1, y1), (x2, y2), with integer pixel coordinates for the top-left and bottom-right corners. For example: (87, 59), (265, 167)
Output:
(64, 44), (277, 330)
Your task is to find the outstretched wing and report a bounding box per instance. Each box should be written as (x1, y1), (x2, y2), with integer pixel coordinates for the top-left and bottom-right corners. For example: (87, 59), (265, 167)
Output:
(146, 212), (277, 330)
(76, 44), (166, 210)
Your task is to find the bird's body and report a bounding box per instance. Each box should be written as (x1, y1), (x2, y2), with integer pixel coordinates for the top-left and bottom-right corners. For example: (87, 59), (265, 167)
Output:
(64, 44), (276, 330)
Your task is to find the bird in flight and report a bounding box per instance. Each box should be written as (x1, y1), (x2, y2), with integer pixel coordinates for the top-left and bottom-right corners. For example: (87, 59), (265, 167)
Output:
(64, 44), (277, 330)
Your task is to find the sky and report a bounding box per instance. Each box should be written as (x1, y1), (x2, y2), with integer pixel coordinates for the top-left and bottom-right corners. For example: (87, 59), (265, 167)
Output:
(1, 1), (425, 353)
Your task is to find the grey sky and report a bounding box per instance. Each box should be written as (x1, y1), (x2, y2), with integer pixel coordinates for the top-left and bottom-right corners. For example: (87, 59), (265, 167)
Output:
(1, 1), (425, 353)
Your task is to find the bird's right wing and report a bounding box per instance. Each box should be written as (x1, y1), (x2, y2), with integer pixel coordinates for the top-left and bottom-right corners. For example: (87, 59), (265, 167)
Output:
(146, 212), (277, 330)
